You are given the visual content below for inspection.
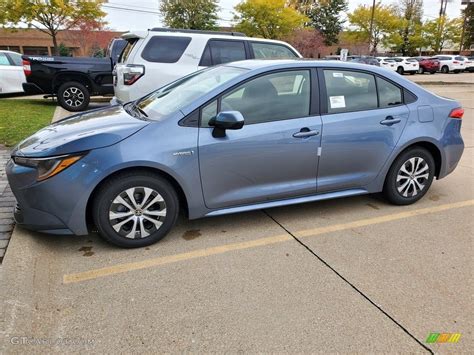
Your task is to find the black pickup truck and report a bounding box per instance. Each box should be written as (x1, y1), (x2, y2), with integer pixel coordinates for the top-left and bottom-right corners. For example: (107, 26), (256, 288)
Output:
(22, 39), (126, 111)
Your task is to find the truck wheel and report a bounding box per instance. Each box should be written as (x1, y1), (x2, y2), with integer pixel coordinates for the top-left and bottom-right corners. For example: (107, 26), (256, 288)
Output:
(57, 82), (90, 112)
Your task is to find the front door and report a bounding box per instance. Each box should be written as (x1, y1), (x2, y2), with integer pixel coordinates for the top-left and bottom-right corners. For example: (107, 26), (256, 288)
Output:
(198, 69), (321, 209)
(317, 69), (409, 192)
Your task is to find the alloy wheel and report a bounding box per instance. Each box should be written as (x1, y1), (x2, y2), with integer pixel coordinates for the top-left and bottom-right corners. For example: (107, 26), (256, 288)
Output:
(109, 187), (167, 239)
(63, 87), (85, 108)
(396, 157), (430, 198)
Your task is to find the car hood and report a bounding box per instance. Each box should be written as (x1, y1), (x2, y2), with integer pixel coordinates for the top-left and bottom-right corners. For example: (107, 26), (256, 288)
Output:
(13, 105), (149, 158)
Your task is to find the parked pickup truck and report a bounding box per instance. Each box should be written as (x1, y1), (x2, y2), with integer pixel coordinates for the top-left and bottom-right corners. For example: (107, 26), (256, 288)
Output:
(22, 55), (115, 111)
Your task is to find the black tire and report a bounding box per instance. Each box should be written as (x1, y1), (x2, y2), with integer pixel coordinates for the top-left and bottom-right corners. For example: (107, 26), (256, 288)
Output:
(441, 65), (449, 74)
(430, 71), (436, 74)
(410, 71), (416, 75)
(57, 81), (90, 112)
(383, 147), (435, 206)
(418, 67), (424, 74)
(92, 171), (179, 248)
(397, 66), (404, 75)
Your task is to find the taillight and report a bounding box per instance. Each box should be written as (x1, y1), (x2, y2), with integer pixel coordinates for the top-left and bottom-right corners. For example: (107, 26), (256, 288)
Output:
(22, 59), (31, 76)
(453, 60), (459, 64)
(449, 108), (464, 119)
(123, 65), (145, 85)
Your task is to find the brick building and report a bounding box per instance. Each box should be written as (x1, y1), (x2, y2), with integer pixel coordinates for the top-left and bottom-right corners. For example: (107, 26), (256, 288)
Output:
(0, 28), (124, 56)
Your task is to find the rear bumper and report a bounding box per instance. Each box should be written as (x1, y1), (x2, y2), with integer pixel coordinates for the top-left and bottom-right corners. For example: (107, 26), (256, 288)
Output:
(22, 82), (44, 95)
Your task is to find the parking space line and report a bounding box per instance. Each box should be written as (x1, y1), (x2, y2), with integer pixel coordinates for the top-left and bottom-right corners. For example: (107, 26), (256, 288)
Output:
(63, 199), (474, 284)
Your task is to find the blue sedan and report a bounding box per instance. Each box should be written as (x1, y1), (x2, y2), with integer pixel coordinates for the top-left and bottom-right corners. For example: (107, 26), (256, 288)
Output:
(6, 60), (464, 247)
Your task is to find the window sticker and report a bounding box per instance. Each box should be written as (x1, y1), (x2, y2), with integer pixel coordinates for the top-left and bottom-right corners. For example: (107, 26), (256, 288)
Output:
(329, 96), (346, 108)
(332, 72), (344, 78)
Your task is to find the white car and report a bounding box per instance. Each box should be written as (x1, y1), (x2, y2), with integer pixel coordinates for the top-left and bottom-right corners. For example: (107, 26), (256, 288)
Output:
(0, 50), (26, 94)
(461, 56), (474, 72)
(113, 28), (302, 103)
(376, 57), (397, 71)
(432, 55), (465, 73)
(391, 57), (419, 75)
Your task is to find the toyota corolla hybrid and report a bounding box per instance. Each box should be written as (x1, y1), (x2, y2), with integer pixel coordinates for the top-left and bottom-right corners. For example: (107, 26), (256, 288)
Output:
(6, 60), (464, 248)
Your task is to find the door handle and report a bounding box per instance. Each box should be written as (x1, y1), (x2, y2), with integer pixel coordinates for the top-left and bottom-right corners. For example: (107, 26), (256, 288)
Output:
(380, 116), (402, 126)
(293, 128), (320, 138)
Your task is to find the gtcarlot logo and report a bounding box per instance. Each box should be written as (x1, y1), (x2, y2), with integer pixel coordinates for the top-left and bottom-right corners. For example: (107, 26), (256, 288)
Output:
(10, 336), (94, 346)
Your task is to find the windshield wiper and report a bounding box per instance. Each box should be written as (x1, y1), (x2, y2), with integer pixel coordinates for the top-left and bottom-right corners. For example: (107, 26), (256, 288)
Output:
(125, 102), (148, 118)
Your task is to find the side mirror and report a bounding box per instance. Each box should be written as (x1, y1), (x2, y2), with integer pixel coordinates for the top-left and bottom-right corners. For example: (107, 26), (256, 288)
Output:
(209, 111), (244, 138)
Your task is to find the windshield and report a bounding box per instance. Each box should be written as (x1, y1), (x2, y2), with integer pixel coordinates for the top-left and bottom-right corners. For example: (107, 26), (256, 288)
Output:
(135, 66), (247, 120)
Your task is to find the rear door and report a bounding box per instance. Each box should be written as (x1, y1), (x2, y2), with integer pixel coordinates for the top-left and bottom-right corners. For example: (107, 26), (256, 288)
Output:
(198, 69), (321, 209)
(317, 68), (410, 192)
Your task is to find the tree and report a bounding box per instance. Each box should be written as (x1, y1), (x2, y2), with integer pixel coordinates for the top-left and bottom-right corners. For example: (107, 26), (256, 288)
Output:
(347, 3), (402, 54)
(58, 43), (71, 56)
(393, 0), (424, 55)
(234, 0), (308, 39)
(308, 0), (348, 46)
(67, 19), (116, 57)
(423, 16), (463, 53)
(284, 28), (325, 58)
(461, 3), (473, 51)
(0, 0), (105, 55)
(159, 0), (219, 30)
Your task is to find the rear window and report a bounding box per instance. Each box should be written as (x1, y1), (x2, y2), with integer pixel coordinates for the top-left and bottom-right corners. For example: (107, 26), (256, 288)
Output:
(141, 36), (191, 63)
(119, 38), (138, 63)
(251, 42), (297, 59)
(454, 56), (463, 61)
(0, 53), (10, 66)
(406, 58), (417, 62)
(6, 52), (22, 66)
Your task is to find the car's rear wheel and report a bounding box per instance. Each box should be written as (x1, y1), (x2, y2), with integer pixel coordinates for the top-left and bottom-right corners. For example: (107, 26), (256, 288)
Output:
(397, 66), (404, 75)
(430, 71), (436, 74)
(93, 172), (179, 248)
(418, 67), (424, 74)
(441, 65), (449, 74)
(57, 81), (90, 112)
(383, 148), (435, 205)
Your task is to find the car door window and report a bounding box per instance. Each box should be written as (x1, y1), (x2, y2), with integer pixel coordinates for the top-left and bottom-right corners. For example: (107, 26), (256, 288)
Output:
(377, 77), (402, 108)
(202, 70), (310, 127)
(205, 40), (246, 66)
(6, 52), (22, 66)
(251, 42), (297, 59)
(141, 36), (191, 63)
(324, 70), (377, 113)
(0, 53), (10, 66)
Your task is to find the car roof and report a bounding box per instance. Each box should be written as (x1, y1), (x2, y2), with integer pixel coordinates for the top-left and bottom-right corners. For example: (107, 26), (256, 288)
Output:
(225, 59), (393, 72)
(0, 50), (21, 55)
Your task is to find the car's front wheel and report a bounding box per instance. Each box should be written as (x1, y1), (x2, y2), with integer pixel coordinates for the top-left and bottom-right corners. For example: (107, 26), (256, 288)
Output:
(397, 66), (404, 75)
(57, 81), (90, 112)
(383, 148), (435, 205)
(441, 65), (449, 74)
(93, 172), (179, 248)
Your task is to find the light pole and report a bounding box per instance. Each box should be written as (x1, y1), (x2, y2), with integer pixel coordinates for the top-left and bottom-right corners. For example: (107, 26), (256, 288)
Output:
(368, 0), (376, 54)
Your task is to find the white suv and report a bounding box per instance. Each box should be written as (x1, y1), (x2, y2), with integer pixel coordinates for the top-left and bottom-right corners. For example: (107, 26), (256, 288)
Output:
(113, 28), (302, 103)
(391, 57), (419, 75)
(432, 55), (465, 73)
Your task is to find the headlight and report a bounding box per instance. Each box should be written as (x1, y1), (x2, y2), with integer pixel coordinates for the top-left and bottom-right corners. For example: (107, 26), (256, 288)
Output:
(13, 153), (85, 181)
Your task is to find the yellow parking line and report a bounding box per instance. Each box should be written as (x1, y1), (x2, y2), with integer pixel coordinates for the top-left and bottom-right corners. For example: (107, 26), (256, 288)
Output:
(63, 199), (474, 284)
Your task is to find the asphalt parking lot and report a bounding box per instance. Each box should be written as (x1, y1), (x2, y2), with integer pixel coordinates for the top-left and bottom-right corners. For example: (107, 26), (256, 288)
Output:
(0, 77), (473, 353)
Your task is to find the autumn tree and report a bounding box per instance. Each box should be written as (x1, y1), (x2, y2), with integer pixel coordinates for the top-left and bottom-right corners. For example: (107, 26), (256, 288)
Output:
(393, 0), (424, 55)
(67, 19), (116, 57)
(423, 16), (463, 53)
(284, 28), (324, 58)
(347, 2), (402, 54)
(0, 0), (106, 55)
(234, 0), (308, 39)
(308, 0), (348, 46)
(159, 0), (219, 30)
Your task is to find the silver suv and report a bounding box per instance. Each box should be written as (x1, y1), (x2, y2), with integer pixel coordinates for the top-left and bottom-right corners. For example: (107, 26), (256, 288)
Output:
(113, 28), (302, 103)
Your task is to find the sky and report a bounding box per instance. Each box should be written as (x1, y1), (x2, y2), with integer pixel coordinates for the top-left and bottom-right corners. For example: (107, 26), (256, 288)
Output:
(102, 0), (464, 31)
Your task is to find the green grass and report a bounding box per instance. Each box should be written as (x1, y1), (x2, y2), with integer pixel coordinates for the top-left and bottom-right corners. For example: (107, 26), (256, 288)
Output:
(0, 99), (56, 147)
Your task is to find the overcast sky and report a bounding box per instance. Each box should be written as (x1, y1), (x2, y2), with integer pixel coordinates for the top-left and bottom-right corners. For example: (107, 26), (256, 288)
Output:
(103, 0), (464, 31)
